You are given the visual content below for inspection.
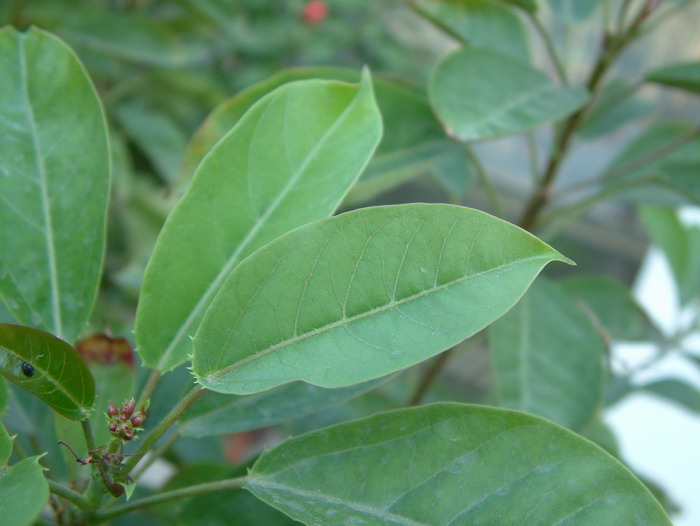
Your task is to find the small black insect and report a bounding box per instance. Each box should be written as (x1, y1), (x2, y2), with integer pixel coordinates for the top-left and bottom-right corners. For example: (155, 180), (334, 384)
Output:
(20, 361), (34, 377)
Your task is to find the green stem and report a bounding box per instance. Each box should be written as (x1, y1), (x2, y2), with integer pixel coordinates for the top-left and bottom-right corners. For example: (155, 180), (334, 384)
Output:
(408, 349), (454, 406)
(136, 369), (161, 409)
(525, 10), (568, 84)
(129, 430), (181, 481)
(81, 419), (123, 498)
(125, 386), (207, 472)
(48, 480), (92, 511)
(89, 477), (247, 523)
(462, 145), (504, 217)
(525, 131), (540, 185)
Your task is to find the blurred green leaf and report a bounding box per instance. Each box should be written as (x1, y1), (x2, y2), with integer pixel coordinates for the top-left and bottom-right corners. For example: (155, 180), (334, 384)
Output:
(430, 47), (588, 141)
(640, 378), (700, 414)
(547, 0), (601, 22)
(0, 323), (95, 421)
(604, 122), (700, 206)
(179, 378), (386, 437)
(562, 275), (659, 341)
(0, 378), (7, 416)
(411, 0), (530, 62)
(0, 420), (10, 464)
(193, 204), (571, 395)
(114, 101), (188, 185)
(0, 27), (110, 343)
(489, 278), (606, 431)
(639, 205), (700, 305)
(428, 145), (473, 202)
(135, 73), (382, 372)
(24, 0), (206, 67)
(647, 61), (700, 94)
(580, 78), (653, 139)
(246, 403), (671, 525)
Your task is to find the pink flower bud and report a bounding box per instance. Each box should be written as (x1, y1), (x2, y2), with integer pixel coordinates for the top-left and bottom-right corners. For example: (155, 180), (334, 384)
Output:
(107, 402), (118, 417)
(121, 399), (136, 418)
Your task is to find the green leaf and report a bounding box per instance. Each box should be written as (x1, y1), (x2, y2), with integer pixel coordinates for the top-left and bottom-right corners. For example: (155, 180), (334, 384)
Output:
(639, 205), (700, 305)
(411, 0), (530, 62)
(193, 204), (571, 395)
(428, 146), (473, 202)
(23, 0), (205, 67)
(547, 0), (601, 22)
(0, 421), (49, 526)
(0, 378), (7, 416)
(647, 61), (700, 94)
(561, 275), (659, 341)
(0, 27), (110, 344)
(430, 47), (588, 141)
(0, 323), (95, 420)
(579, 78), (653, 139)
(603, 122), (700, 206)
(182, 67), (446, 205)
(114, 100), (188, 185)
(179, 378), (386, 437)
(640, 378), (700, 414)
(135, 72), (383, 372)
(245, 403), (671, 525)
(501, 0), (537, 11)
(489, 279), (605, 431)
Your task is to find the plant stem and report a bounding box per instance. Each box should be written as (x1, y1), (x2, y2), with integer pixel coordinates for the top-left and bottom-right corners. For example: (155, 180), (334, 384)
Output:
(89, 477), (246, 523)
(81, 419), (123, 498)
(129, 430), (181, 481)
(518, 4), (646, 232)
(525, 131), (540, 185)
(462, 145), (504, 217)
(125, 385), (207, 473)
(408, 350), (454, 406)
(48, 480), (92, 511)
(136, 369), (161, 409)
(525, 11), (568, 84)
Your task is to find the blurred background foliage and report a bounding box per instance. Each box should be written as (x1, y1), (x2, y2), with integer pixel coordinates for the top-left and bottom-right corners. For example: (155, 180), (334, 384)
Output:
(2, 0), (700, 522)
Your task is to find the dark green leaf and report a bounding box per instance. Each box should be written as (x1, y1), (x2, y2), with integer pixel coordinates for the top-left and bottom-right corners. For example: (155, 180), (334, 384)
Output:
(0, 27), (110, 343)
(430, 47), (588, 141)
(0, 378), (7, 416)
(246, 403), (671, 525)
(640, 378), (700, 413)
(0, 323), (95, 420)
(411, 0), (530, 62)
(135, 72), (383, 372)
(193, 204), (571, 395)
(639, 205), (700, 305)
(0, 421), (10, 465)
(562, 275), (659, 341)
(179, 378), (386, 437)
(647, 61), (700, 94)
(489, 279), (606, 431)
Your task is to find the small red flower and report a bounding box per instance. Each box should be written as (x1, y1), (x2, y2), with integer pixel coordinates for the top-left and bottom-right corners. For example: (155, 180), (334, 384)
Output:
(302, 0), (329, 25)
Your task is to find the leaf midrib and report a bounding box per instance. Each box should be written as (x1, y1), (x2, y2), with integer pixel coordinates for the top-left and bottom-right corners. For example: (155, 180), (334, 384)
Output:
(204, 254), (554, 380)
(156, 81), (367, 370)
(18, 35), (63, 339)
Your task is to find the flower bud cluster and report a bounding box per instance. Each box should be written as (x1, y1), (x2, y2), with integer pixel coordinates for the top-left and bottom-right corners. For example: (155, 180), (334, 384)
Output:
(106, 399), (148, 442)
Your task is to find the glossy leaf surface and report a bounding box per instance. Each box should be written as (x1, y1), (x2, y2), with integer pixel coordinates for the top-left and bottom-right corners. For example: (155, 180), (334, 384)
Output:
(246, 403), (671, 525)
(0, 27), (110, 343)
(179, 378), (385, 437)
(490, 279), (605, 431)
(0, 422), (49, 526)
(0, 323), (94, 420)
(430, 47), (588, 141)
(193, 204), (571, 394)
(647, 61), (700, 94)
(412, 0), (530, 62)
(135, 73), (382, 371)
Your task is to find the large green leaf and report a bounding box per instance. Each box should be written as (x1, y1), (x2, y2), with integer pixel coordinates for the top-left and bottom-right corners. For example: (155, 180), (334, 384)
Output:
(0, 422), (49, 526)
(192, 204), (571, 395)
(0, 323), (95, 420)
(639, 205), (700, 305)
(411, 0), (530, 62)
(0, 27), (110, 344)
(489, 279), (605, 431)
(430, 47), (588, 141)
(179, 378), (386, 437)
(245, 403), (671, 525)
(135, 72), (382, 372)
(561, 275), (659, 342)
(647, 61), (700, 94)
(181, 66), (446, 205)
